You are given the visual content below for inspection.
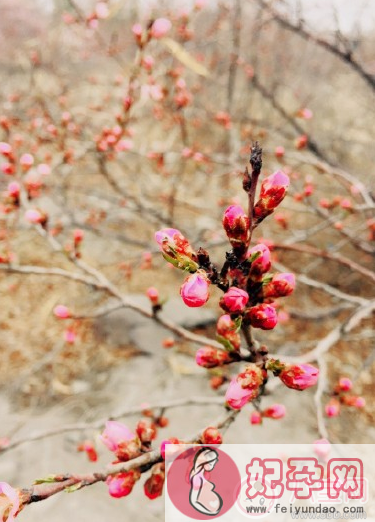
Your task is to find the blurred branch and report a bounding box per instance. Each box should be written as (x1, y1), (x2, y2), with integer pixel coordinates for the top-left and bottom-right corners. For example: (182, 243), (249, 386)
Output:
(272, 242), (375, 284)
(251, 75), (329, 161)
(2, 397), (224, 454)
(256, 0), (375, 93)
(296, 299), (375, 364)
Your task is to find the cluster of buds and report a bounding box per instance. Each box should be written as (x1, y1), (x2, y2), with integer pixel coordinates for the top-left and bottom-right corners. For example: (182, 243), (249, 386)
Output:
(154, 145), (319, 417)
(250, 403), (286, 425)
(325, 377), (365, 417)
(95, 125), (134, 156)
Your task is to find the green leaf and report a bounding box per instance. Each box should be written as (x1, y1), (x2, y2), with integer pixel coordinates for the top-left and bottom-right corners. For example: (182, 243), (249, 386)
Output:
(34, 475), (59, 485)
(233, 316), (242, 332)
(217, 335), (235, 352)
(65, 482), (83, 493)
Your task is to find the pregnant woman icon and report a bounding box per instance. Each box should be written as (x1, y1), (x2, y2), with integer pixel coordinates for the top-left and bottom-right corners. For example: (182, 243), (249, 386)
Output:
(189, 448), (223, 516)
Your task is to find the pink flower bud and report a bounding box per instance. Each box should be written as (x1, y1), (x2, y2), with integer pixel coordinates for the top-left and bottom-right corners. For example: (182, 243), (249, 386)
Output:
(202, 427), (222, 444)
(250, 411), (262, 425)
(0, 142), (12, 156)
(53, 305), (71, 319)
(132, 23), (142, 37)
(95, 2), (109, 19)
(225, 379), (254, 410)
(248, 243), (271, 277)
(19, 153), (34, 171)
(195, 346), (231, 368)
(296, 134), (308, 149)
(101, 420), (141, 461)
(1, 162), (15, 175)
(160, 437), (183, 460)
(325, 399), (340, 417)
(225, 364), (264, 410)
(222, 205), (250, 248)
(73, 228), (84, 244)
(341, 395), (366, 408)
(37, 163), (51, 176)
(106, 470), (140, 498)
(180, 271), (210, 307)
(136, 418), (157, 443)
(150, 18), (172, 39)
(299, 108), (313, 119)
(246, 304), (278, 330)
(254, 170), (290, 218)
(0, 482), (19, 522)
(155, 228), (197, 271)
(146, 286), (159, 305)
(313, 438), (331, 459)
(115, 138), (134, 152)
(263, 404), (286, 419)
(216, 314), (236, 335)
(64, 328), (77, 344)
(100, 420), (135, 452)
(338, 377), (352, 392)
(275, 146), (285, 158)
(279, 363), (319, 391)
(216, 315), (241, 351)
(144, 463), (165, 499)
(354, 397), (366, 408)
(78, 440), (98, 462)
(263, 273), (296, 298)
(25, 209), (44, 224)
(220, 286), (249, 313)
(7, 182), (20, 198)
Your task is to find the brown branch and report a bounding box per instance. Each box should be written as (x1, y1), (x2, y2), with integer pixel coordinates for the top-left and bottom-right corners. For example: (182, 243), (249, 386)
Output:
(256, 0), (375, 93)
(18, 408), (239, 509)
(272, 242), (375, 284)
(295, 299), (375, 364)
(2, 397), (224, 454)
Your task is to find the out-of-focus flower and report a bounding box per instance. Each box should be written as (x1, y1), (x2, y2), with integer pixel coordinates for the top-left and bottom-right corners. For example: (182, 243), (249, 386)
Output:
(262, 404), (286, 419)
(150, 18), (171, 39)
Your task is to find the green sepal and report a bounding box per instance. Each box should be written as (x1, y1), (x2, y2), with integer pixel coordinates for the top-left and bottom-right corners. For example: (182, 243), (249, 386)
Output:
(217, 335), (236, 352)
(34, 475), (59, 485)
(65, 482), (83, 493)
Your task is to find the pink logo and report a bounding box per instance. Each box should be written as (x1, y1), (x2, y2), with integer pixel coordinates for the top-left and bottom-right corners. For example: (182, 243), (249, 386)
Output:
(167, 446), (241, 519)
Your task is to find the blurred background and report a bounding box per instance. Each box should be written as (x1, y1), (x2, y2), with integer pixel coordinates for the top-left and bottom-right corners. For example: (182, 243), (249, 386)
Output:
(0, 0), (374, 520)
